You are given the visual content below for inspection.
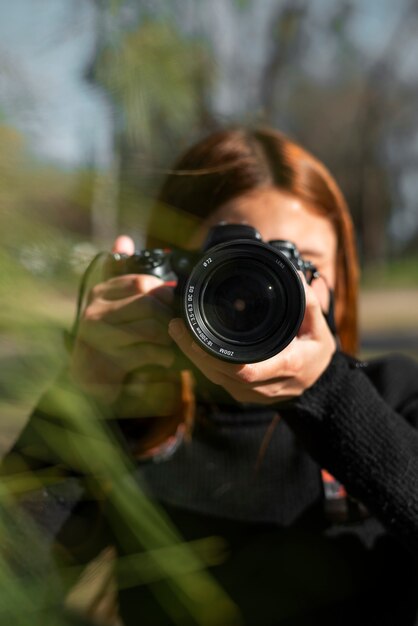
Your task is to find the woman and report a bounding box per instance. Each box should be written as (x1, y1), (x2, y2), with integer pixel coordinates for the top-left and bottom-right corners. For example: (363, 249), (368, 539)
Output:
(5, 127), (418, 625)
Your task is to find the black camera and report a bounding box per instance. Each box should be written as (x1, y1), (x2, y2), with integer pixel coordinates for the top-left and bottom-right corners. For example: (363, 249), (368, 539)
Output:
(106, 224), (318, 364)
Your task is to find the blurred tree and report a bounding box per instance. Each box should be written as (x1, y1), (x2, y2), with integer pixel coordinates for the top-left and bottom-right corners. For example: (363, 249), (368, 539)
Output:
(260, 0), (309, 120)
(3, 0), (418, 263)
(258, 0), (418, 267)
(86, 2), (212, 245)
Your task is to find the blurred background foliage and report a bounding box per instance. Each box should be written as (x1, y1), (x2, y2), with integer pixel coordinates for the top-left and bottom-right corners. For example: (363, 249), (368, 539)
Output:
(0, 0), (417, 622)
(1, 0), (416, 417)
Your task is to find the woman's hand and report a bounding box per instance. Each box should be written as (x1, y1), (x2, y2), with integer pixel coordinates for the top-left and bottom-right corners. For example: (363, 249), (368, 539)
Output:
(168, 275), (336, 405)
(69, 236), (179, 417)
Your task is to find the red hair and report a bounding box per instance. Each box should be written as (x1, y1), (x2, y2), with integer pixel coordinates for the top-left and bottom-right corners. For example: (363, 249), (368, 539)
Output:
(135, 127), (359, 456)
(148, 127), (359, 354)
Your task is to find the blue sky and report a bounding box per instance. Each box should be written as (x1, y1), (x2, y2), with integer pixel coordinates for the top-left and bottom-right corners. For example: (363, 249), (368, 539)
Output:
(0, 0), (108, 165)
(0, 0), (412, 166)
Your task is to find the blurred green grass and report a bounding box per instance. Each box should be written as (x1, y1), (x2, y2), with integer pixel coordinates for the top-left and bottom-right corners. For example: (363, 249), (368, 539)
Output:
(361, 254), (418, 289)
(0, 258), (242, 626)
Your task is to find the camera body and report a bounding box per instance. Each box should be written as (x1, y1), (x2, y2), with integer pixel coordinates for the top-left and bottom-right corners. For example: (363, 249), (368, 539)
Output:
(106, 224), (318, 363)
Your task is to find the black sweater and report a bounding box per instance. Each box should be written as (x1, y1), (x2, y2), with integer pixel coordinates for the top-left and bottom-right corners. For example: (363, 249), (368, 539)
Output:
(3, 351), (418, 625)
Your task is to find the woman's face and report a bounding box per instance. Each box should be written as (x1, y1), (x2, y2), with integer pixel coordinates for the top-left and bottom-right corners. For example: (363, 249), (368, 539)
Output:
(189, 187), (337, 313)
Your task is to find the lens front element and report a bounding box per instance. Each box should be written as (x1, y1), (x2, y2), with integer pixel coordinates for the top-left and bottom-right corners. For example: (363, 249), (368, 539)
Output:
(183, 240), (305, 363)
(202, 261), (286, 344)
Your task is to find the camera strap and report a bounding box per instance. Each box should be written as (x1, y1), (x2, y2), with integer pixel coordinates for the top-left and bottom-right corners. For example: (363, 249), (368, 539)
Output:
(63, 252), (111, 353)
(323, 288), (337, 337)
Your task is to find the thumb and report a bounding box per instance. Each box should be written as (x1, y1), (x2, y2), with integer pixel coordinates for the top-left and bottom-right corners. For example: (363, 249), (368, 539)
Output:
(112, 235), (135, 255)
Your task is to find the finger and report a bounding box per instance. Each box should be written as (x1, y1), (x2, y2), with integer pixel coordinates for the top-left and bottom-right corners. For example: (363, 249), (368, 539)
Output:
(118, 319), (173, 346)
(220, 379), (295, 404)
(222, 375), (291, 396)
(167, 318), (256, 380)
(168, 318), (235, 376)
(89, 274), (164, 305)
(118, 343), (175, 372)
(89, 275), (149, 302)
(167, 319), (263, 383)
(70, 343), (126, 402)
(79, 317), (173, 351)
(168, 319), (303, 384)
(92, 279), (174, 311)
(77, 339), (175, 371)
(112, 235), (135, 255)
(126, 367), (180, 384)
(84, 290), (173, 327)
(103, 294), (173, 325)
(116, 381), (179, 418)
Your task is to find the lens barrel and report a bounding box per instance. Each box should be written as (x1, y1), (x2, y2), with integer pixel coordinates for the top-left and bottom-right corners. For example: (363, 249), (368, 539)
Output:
(182, 239), (305, 363)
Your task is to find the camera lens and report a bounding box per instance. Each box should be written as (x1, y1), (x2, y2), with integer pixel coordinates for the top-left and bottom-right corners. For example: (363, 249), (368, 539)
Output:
(182, 240), (305, 363)
(201, 261), (286, 343)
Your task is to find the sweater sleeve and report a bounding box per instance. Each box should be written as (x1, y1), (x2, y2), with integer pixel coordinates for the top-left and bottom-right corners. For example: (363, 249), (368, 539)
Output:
(279, 351), (418, 554)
